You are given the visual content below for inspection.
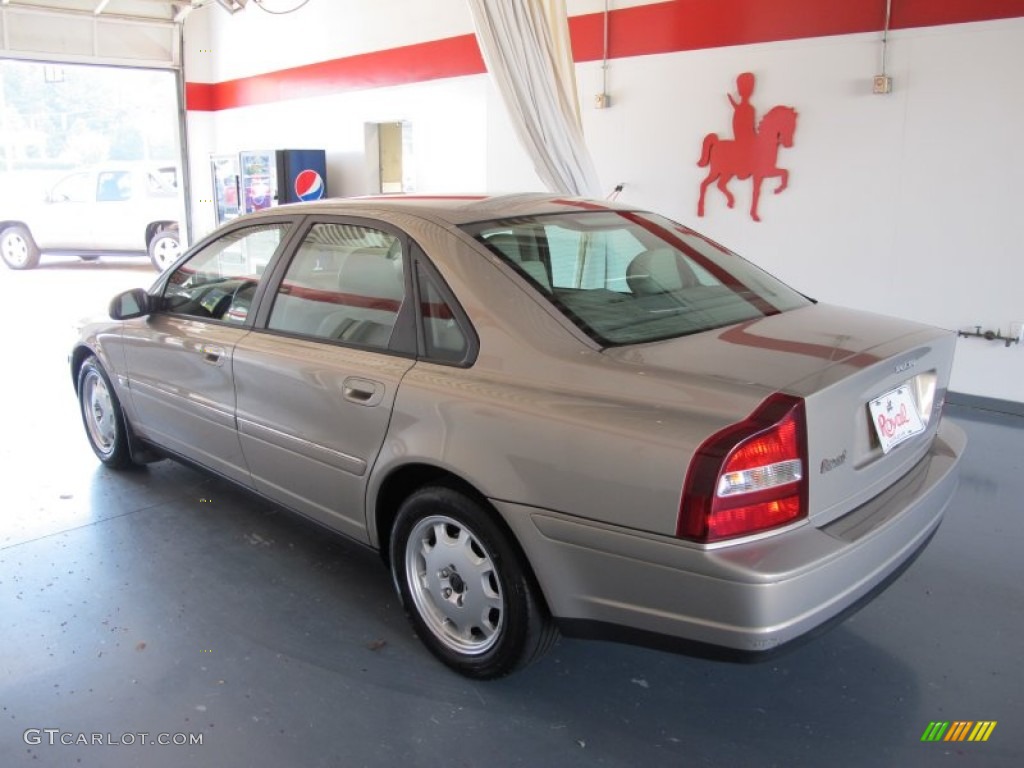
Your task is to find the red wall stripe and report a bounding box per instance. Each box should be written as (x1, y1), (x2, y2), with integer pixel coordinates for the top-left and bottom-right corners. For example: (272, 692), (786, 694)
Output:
(569, 0), (1024, 61)
(187, 35), (484, 112)
(569, 0), (880, 61)
(185, 82), (217, 111)
(186, 0), (1024, 111)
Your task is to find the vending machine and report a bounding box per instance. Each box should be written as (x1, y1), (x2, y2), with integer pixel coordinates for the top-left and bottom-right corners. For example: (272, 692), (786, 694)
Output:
(238, 149), (328, 214)
(210, 154), (241, 226)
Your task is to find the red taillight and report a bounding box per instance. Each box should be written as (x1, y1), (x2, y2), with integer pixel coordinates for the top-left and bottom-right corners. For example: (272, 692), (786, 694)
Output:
(678, 394), (808, 543)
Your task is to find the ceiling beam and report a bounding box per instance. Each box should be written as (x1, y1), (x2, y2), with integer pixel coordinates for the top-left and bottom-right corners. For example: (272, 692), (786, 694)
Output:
(1, 0), (183, 22)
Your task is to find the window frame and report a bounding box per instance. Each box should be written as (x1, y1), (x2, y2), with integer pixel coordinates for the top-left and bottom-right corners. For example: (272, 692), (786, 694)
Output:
(147, 212), (479, 365)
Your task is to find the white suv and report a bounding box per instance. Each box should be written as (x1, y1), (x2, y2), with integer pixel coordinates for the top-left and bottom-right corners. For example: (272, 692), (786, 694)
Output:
(0, 164), (183, 271)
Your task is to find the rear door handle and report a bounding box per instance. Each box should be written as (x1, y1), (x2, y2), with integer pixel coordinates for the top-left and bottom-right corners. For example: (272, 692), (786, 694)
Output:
(200, 344), (227, 366)
(343, 377), (384, 407)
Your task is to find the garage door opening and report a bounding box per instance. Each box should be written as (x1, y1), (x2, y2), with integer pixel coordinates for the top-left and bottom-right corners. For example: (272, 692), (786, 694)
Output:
(0, 59), (186, 271)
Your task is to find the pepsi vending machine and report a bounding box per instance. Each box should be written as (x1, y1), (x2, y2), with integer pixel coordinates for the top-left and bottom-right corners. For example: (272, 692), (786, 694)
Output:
(238, 149), (327, 214)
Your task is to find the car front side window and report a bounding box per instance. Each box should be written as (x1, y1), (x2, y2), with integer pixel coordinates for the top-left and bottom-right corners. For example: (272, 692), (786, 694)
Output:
(49, 173), (92, 203)
(162, 222), (290, 323)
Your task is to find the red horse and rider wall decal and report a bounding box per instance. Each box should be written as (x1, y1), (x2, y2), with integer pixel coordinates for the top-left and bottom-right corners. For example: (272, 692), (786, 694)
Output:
(697, 73), (798, 222)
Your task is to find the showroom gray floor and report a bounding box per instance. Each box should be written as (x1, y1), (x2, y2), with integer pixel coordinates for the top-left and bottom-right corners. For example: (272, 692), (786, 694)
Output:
(0, 259), (1020, 768)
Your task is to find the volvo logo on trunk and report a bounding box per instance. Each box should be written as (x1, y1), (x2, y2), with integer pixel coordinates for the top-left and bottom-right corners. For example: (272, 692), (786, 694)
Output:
(894, 358), (916, 374)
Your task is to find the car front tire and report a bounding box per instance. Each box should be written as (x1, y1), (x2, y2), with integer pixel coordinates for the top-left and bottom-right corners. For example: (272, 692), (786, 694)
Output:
(148, 229), (181, 271)
(77, 356), (134, 469)
(390, 486), (557, 679)
(0, 224), (41, 270)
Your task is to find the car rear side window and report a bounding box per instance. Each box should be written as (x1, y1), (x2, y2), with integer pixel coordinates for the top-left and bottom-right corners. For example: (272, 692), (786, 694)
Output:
(97, 171), (131, 202)
(267, 223), (406, 350)
(466, 211), (811, 346)
(415, 262), (468, 363)
(162, 223), (289, 323)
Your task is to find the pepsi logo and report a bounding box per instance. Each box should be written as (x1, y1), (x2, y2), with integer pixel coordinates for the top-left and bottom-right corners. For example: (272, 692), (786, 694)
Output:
(294, 169), (325, 202)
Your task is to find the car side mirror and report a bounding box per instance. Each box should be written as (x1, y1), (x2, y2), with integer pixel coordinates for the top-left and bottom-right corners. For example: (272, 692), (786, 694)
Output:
(109, 288), (153, 320)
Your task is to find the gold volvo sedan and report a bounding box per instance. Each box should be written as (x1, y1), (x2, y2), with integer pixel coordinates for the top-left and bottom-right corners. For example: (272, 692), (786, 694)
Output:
(71, 195), (965, 678)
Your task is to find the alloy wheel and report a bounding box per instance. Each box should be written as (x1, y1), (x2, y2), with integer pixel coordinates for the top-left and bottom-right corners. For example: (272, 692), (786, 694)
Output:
(404, 514), (505, 655)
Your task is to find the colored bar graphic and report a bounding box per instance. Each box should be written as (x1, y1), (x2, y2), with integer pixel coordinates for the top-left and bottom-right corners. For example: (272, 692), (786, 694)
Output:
(945, 721), (972, 741)
(968, 722), (998, 742)
(921, 722), (949, 741)
(921, 721), (996, 742)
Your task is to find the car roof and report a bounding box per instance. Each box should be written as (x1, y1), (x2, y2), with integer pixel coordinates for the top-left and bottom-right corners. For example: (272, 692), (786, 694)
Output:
(260, 193), (641, 227)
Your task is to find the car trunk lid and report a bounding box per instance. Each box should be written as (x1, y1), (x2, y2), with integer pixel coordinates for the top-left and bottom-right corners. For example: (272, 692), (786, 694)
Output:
(603, 304), (956, 526)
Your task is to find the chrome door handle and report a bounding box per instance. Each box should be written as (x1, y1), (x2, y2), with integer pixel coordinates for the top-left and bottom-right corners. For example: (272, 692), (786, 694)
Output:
(200, 344), (227, 365)
(343, 377), (384, 406)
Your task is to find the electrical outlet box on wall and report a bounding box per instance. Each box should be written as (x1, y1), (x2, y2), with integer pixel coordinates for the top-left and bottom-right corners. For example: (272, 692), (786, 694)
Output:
(872, 74), (897, 94)
(873, 75), (892, 94)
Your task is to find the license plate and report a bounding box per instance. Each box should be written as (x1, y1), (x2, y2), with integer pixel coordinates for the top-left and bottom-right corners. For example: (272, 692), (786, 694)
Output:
(869, 384), (925, 454)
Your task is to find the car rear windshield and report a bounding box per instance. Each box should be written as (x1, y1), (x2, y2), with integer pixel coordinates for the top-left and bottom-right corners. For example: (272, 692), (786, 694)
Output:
(462, 210), (812, 346)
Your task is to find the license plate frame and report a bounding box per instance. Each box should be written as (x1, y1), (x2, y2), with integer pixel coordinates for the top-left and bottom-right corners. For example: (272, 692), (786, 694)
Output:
(869, 384), (925, 454)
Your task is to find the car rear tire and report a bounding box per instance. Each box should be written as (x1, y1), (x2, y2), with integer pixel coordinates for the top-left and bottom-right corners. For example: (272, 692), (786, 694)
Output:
(77, 356), (134, 469)
(0, 224), (41, 270)
(390, 486), (557, 679)
(148, 229), (181, 271)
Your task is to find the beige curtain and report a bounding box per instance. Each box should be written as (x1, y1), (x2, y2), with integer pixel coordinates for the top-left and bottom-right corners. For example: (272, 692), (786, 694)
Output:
(467, 0), (602, 197)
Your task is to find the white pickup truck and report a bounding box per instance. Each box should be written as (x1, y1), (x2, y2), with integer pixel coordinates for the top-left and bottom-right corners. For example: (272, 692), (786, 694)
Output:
(1, 164), (183, 271)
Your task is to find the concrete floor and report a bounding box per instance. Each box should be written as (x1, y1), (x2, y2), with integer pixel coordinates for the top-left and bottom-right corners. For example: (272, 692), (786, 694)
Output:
(1, 258), (1020, 768)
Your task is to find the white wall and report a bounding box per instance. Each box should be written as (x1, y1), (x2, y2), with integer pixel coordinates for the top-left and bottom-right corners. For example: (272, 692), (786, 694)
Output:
(183, 3), (488, 236)
(573, 19), (1024, 403)
(185, 74), (489, 236)
(183, 4), (1024, 405)
(194, 0), (476, 83)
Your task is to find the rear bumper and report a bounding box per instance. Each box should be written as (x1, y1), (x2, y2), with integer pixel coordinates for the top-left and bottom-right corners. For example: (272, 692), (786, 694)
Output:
(495, 419), (966, 655)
